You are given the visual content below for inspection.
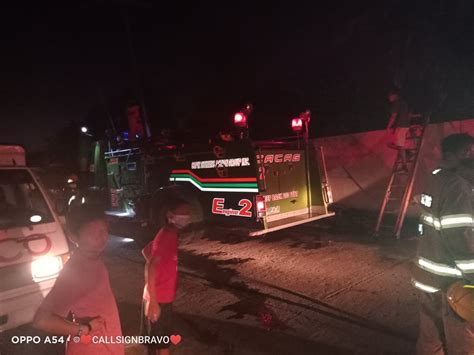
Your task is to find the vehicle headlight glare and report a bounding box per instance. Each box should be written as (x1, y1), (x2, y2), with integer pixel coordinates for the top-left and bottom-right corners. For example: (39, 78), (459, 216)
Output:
(31, 256), (62, 282)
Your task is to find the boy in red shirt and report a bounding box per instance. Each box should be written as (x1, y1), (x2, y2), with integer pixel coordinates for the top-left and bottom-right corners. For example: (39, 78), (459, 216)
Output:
(33, 205), (124, 355)
(142, 198), (191, 355)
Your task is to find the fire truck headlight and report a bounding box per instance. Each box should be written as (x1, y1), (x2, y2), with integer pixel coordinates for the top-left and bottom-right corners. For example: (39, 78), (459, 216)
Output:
(31, 256), (62, 282)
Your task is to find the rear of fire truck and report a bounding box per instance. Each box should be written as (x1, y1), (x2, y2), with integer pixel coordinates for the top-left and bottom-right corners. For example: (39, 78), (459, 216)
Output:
(252, 141), (334, 235)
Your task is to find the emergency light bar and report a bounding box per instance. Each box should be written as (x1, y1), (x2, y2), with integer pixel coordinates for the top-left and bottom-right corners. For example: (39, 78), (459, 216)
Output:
(291, 118), (303, 132)
(291, 110), (310, 136)
(234, 112), (247, 128)
(233, 104), (253, 130)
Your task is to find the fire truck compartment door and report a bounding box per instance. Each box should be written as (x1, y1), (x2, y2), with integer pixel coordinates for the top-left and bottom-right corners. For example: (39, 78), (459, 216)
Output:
(259, 150), (308, 226)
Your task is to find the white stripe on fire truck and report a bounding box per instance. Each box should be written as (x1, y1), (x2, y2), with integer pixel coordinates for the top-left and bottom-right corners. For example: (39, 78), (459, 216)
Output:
(170, 177), (259, 193)
(265, 208), (310, 222)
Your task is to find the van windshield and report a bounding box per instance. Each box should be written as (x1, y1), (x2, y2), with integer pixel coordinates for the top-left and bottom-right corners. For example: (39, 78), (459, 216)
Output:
(0, 169), (54, 229)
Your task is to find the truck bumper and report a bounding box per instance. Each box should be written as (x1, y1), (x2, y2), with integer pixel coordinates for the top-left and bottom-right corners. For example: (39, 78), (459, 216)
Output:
(249, 212), (335, 236)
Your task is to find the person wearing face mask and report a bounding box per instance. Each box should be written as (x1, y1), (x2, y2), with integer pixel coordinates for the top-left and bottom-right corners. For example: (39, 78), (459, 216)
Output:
(413, 133), (474, 354)
(141, 198), (191, 355)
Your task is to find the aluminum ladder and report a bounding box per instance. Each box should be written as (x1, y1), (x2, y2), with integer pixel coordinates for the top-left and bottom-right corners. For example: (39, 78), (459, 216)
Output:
(374, 115), (429, 239)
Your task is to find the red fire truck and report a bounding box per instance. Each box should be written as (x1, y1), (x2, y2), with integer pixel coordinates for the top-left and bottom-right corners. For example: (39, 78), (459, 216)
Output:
(100, 108), (334, 244)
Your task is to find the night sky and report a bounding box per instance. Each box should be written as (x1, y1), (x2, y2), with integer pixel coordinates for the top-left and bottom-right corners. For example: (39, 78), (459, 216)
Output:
(1, 1), (474, 151)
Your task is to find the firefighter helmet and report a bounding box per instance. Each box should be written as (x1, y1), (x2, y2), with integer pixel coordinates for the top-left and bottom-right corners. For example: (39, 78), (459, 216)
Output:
(447, 281), (474, 322)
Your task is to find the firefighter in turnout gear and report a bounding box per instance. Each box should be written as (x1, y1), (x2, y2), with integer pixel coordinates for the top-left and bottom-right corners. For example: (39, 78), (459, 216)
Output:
(413, 133), (474, 354)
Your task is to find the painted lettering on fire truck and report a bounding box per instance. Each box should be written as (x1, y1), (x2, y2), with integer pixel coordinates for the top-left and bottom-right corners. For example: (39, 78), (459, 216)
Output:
(212, 198), (253, 218)
(264, 191), (298, 202)
(256, 154), (301, 165)
(191, 157), (250, 170)
(266, 206), (281, 216)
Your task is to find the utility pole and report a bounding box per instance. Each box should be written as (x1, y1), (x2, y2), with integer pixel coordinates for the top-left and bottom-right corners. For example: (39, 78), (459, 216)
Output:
(121, 6), (152, 139)
(98, 88), (117, 134)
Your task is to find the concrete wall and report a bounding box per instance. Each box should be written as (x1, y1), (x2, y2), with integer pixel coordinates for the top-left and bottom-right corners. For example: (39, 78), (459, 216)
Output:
(313, 118), (474, 215)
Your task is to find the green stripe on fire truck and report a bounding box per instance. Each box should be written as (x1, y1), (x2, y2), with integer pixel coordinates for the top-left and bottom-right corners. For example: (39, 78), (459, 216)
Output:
(169, 172), (259, 193)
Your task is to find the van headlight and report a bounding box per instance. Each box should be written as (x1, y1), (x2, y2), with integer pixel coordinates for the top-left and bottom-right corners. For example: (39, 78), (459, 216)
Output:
(31, 256), (63, 282)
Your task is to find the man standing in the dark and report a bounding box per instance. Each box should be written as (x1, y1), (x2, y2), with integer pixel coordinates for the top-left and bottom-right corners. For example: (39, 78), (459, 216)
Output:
(386, 88), (410, 171)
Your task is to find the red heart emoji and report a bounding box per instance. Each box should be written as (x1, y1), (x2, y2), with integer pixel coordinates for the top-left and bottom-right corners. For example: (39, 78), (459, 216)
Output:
(170, 334), (182, 345)
(80, 335), (92, 345)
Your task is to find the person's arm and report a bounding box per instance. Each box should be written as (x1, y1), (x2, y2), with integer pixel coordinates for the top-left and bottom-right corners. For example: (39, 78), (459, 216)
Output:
(33, 309), (104, 336)
(142, 241), (153, 262)
(32, 265), (105, 335)
(387, 112), (397, 131)
(387, 101), (399, 131)
(145, 255), (162, 322)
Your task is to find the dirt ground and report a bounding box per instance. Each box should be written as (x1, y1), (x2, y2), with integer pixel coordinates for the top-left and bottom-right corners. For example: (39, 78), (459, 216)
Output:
(106, 212), (420, 355)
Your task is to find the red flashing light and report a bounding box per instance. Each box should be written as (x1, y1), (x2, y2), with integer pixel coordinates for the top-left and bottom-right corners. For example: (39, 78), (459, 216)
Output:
(291, 118), (303, 132)
(255, 195), (266, 217)
(234, 112), (247, 128)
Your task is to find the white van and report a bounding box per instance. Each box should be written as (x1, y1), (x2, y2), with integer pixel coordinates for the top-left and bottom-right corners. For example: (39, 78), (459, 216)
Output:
(0, 145), (70, 331)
